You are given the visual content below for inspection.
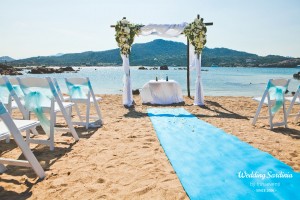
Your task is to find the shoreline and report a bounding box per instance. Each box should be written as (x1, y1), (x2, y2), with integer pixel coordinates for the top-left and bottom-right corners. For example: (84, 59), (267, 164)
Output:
(0, 95), (299, 199)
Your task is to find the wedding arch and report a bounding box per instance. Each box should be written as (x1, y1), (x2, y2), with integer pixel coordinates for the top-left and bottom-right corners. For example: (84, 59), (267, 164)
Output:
(111, 15), (213, 107)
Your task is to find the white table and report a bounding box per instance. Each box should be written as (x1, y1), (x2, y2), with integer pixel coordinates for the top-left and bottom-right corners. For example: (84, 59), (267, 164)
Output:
(140, 80), (184, 104)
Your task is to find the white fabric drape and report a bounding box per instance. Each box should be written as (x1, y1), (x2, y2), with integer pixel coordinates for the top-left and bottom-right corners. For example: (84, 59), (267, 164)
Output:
(139, 23), (188, 38)
(121, 54), (133, 106)
(140, 80), (183, 104)
(189, 45), (204, 106)
(189, 44), (196, 71)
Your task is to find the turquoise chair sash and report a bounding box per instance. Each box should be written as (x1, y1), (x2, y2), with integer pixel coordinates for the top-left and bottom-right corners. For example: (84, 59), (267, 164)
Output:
(66, 81), (89, 99)
(267, 81), (287, 114)
(21, 86), (54, 136)
(12, 85), (24, 98)
(0, 102), (7, 115)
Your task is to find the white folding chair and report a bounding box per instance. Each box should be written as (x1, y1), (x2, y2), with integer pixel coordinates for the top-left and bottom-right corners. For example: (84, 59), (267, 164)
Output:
(0, 101), (45, 178)
(17, 77), (79, 151)
(252, 79), (290, 129)
(65, 77), (102, 129)
(286, 85), (300, 122)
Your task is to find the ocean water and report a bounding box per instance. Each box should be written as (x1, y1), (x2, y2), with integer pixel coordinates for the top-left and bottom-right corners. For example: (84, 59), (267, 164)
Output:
(17, 66), (300, 97)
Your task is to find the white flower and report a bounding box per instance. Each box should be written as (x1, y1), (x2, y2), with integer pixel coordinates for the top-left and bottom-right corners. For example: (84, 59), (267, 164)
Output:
(121, 37), (127, 43)
(123, 44), (130, 49)
(121, 19), (129, 24)
(124, 27), (130, 34)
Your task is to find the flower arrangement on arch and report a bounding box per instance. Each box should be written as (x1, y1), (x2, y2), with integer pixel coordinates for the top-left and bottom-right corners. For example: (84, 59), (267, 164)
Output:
(115, 18), (141, 56)
(183, 18), (207, 56)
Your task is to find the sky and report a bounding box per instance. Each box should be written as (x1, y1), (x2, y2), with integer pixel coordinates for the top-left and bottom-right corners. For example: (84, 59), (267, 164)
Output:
(1, 0), (300, 59)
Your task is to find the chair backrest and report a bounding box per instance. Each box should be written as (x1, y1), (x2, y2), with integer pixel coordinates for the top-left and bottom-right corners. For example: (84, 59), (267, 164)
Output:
(0, 100), (45, 178)
(264, 79), (290, 96)
(269, 79), (290, 88)
(65, 77), (93, 99)
(1, 76), (28, 117)
(17, 77), (56, 105)
(17, 77), (60, 135)
(0, 76), (11, 104)
(267, 79), (290, 114)
(9, 77), (25, 99)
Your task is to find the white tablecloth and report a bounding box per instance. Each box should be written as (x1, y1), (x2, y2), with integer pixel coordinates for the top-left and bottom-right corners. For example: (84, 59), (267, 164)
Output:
(140, 80), (184, 104)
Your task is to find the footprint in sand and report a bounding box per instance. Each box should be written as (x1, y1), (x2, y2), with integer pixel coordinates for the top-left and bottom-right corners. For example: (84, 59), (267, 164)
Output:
(290, 152), (297, 157)
(97, 178), (105, 184)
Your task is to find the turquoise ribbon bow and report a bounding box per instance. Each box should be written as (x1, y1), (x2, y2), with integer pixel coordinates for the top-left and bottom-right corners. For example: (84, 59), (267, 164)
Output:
(66, 81), (88, 99)
(267, 81), (287, 114)
(24, 91), (51, 136)
(12, 85), (24, 98)
(0, 102), (7, 115)
(21, 86), (54, 137)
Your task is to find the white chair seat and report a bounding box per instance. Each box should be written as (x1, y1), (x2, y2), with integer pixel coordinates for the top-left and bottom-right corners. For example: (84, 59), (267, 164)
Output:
(0, 120), (40, 136)
(63, 96), (70, 101)
(252, 97), (275, 105)
(39, 102), (74, 113)
(70, 96), (102, 103)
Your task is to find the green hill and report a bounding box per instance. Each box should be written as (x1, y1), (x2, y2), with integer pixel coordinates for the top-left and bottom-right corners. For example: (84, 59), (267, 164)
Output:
(8, 39), (300, 67)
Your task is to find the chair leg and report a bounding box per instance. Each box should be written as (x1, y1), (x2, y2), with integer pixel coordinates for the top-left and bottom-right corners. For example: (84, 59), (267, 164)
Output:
(283, 102), (288, 128)
(5, 136), (10, 143)
(26, 130), (30, 146)
(74, 102), (84, 123)
(267, 94), (274, 129)
(31, 128), (39, 136)
(252, 106), (261, 125)
(0, 164), (7, 173)
(86, 100), (90, 129)
(94, 101), (103, 123)
(49, 109), (55, 151)
(68, 106), (72, 117)
(62, 108), (79, 141)
(295, 112), (300, 122)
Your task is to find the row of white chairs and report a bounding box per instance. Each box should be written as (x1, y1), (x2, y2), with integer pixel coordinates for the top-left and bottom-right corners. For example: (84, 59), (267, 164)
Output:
(0, 76), (103, 178)
(252, 79), (300, 129)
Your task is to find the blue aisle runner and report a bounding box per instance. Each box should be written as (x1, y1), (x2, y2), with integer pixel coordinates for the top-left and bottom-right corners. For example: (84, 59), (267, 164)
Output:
(148, 108), (300, 200)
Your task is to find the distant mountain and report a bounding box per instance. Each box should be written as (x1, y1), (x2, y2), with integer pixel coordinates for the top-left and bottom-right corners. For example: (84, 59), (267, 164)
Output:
(0, 56), (15, 63)
(53, 53), (64, 57)
(8, 39), (300, 67)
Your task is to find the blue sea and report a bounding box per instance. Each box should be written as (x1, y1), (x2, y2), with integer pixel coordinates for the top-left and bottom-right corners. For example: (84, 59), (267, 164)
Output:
(18, 66), (300, 97)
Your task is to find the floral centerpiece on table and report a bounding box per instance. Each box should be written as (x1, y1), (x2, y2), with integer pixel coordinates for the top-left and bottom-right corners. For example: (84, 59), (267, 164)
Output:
(183, 17), (207, 56)
(115, 18), (141, 56)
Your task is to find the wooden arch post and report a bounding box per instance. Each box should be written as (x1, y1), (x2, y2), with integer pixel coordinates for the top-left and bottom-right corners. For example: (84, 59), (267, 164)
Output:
(186, 14), (213, 98)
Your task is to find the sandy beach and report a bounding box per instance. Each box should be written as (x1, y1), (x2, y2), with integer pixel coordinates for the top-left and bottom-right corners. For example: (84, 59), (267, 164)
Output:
(0, 94), (300, 199)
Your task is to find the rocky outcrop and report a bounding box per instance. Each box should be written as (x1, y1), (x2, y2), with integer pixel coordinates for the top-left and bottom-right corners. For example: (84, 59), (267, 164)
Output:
(160, 65), (169, 70)
(138, 66), (148, 70)
(29, 67), (77, 74)
(258, 59), (300, 68)
(0, 63), (22, 75)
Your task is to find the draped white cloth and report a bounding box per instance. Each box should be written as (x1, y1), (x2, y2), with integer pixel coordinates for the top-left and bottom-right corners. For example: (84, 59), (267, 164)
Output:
(189, 45), (204, 105)
(120, 23), (205, 106)
(121, 54), (133, 106)
(139, 23), (188, 38)
(140, 80), (183, 104)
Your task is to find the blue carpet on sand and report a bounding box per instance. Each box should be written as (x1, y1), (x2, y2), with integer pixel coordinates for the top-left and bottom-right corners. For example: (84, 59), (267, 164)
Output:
(147, 108), (300, 200)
